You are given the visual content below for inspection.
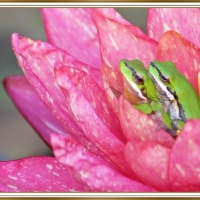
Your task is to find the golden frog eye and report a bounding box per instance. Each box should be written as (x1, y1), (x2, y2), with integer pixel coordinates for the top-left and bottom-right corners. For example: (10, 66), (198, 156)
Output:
(133, 73), (144, 84)
(160, 74), (169, 83)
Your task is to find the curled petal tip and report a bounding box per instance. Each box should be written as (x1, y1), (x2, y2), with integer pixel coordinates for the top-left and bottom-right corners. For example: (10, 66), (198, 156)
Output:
(11, 33), (20, 52)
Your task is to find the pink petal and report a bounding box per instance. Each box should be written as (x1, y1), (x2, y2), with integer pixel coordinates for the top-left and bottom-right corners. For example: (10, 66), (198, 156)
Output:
(101, 64), (123, 115)
(156, 30), (200, 93)
(169, 119), (200, 191)
(3, 76), (68, 145)
(55, 65), (138, 179)
(119, 95), (175, 148)
(93, 8), (135, 26)
(11, 33), (106, 160)
(93, 8), (158, 69)
(41, 8), (102, 69)
(55, 65), (125, 142)
(0, 157), (85, 192)
(125, 140), (171, 191)
(148, 8), (200, 48)
(11, 33), (102, 87)
(51, 133), (156, 192)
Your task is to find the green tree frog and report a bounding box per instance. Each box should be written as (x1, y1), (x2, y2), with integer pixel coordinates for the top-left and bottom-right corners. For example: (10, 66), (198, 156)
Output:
(119, 59), (174, 134)
(148, 60), (200, 135)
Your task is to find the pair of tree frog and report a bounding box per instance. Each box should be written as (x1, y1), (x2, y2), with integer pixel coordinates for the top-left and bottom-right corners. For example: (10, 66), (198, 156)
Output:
(119, 59), (200, 137)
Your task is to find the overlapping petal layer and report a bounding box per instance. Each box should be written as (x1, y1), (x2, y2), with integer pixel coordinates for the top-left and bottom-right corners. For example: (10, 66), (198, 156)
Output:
(55, 65), (138, 179)
(51, 133), (156, 192)
(93, 8), (158, 69)
(11, 32), (138, 180)
(148, 8), (200, 48)
(125, 140), (170, 191)
(0, 157), (84, 192)
(101, 64), (123, 115)
(156, 31), (200, 93)
(119, 95), (175, 148)
(3, 76), (67, 145)
(11, 33), (109, 165)
(169, 120), (200, 191)
(55, 65), (125, 142)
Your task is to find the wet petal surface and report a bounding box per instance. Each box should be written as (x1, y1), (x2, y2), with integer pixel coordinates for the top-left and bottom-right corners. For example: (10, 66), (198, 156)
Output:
(93, 8), (158, 69)
(11, 33), (107, 162)
(51, 133), (156, 192)
(125, 140), (171, 191)
(41, 8), (102, 69)
(148, 8), (200, 48)
(169, 120), (200, 191)
(0, 157), (85, 192)
(55, 65), (138, 179)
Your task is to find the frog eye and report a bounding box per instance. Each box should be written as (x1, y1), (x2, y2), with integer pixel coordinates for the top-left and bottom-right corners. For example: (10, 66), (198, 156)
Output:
(133, 73), (144, 84)
(160, 74), (169, 83)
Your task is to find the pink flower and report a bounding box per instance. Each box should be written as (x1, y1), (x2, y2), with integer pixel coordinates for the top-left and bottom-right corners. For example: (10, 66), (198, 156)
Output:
(2, 8), (200, 192)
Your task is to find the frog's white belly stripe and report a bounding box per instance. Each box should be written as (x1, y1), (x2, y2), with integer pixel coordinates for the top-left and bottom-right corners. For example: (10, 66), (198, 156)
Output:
(122, 76), (148, 101)
(151, 78), (175, 101)
(129, 81), (148, 101)
(170, 100), (181, 120)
